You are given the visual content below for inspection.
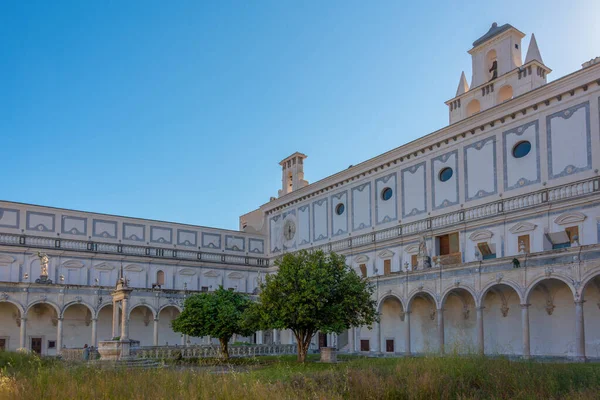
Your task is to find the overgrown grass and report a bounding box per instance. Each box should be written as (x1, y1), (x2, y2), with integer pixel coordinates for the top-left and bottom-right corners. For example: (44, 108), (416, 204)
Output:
(1, 351), (600, 399)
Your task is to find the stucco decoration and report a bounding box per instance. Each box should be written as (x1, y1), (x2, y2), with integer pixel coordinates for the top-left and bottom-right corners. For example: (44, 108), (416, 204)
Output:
(61, 216), (87, 236)
(405, 244), (420, 254)
(503, 120), (541, 191)
(203, 270), (220, 278)
(509, 221), (537, 234)
(177, 230), (197, 247)
(352, 182), (372, 230)
(27, 211), (55, 232)
(93, 262), (115, 271)
(297, 205), (310, 246)
(377, 249), (395, 259)
(62, 260), (84, 269)
(227, 272), (245, 279)
(150, 226), (173, 244)
(202, 232), (222, 250)
(269, 214), (282, 253)
(431, 150), (459, 210)
(330, 191), (348, 237)
(0, 254), (15, 266)
(225, 235), (246, 252)
(179, 268), (196, 276)
(469, 229), (494, 241)
(402, 162), (427, 218)
(92, 219), (117, 239)
(249, 238), (265, 254)
(375, 174), (396, 225)
(464, 136), (497, 201)
(312, 198), (328, 242)
(353, 254), (369, 263)
(554, 212), (586, 225)
(123, 223), (145, 242)
(0, 208), (19, 228)
(124, 264), (144, 272)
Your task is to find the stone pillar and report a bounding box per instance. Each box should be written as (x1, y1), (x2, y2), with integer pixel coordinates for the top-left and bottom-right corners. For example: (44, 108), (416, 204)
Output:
(120, 298), (129, 341)
(56, 318), (64, 355)
(91, 318), (98, 348)
(575, 300), (586, 362)
(273, 329), (279, 344)
(112, 300), (119, 338)
(256, 331), (263, 345)
(405, 311), (411, 355)
(521, 304), (530, 359)
(153, 318), (159, 346)
(374, 322), (381, 353)
(181, 334), (186, 346)
(348, 328), (355, 353)
(437, 308), (444, 354)
(19, 317), (27, 350)
(477, 306), (485, 356)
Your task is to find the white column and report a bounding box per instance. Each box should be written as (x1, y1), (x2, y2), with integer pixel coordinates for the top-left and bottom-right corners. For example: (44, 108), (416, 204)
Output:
(181, 334), (185, 346)
(256, 331), (263, 345)
(348, 328), (355, 353)
(273, 329), (278, 344)
(575, 300), (586, 361)
(56, 318), (64, 354)
(19, 317), (27, 350)
(153, 318), (159, 346)
(373, 322), (381, 353)
(477, 306), (484, 356)
(112, 300), (119, 338)
(91, 318), (98, 348)
(437, 308), (444, 354)
(405, 311), (411, 355)
(120, 298), (129, 341)
(354, 327), (360, 352)
(521, 304), (530, 359)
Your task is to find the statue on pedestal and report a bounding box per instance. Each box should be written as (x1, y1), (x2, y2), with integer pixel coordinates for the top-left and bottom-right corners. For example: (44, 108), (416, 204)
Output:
(35, 252), (52, 284)
(417, 236), (431, 269)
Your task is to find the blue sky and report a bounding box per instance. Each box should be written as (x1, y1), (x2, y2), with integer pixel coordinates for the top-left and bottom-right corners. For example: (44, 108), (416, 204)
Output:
(1, 1), (599, 230)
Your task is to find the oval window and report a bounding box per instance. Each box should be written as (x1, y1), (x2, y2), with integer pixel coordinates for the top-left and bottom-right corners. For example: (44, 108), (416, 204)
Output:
(439, 167), (453, 182)
(512, 141), (531, 158)
(335, 203), (345, 215)
(381, 187), (393, 201)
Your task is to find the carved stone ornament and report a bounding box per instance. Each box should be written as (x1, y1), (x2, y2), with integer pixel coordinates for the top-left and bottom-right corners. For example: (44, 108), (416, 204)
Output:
(429, 308), (436, 321)
(462, 306), (470, 320)
(544, 267), (553, 277)
(545, 300), (555, 316)
(39, 294), (47, 302)
(500, 304), (509, 317)
(454, 279), (461, 287)
(495, 273), (504, 283)
(0, 293), (8, 301)
(417, 284), (424, 291)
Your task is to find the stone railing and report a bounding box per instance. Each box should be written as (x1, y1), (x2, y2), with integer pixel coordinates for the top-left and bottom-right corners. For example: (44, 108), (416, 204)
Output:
(433, 252), (463, 267)
(132, 344), (298, 360)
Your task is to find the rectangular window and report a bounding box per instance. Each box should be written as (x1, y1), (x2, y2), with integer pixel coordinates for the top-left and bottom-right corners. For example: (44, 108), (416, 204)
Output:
(547, 231), (570, 249)
(386, 339), (394, 353)
(565, 226), (579, 244)
(359, 264), (367, 278)
(201, 286), (209, 292)
(477, 242), (496, 260)
(48, 340), (56, 349)
(438, 232), (459, 256)
(383, 259), (391, 275)
(411, 254), (418, 268)
(0, 338), (6, 351)
(518, 234), (530, 253)
(360, 339), (370, 352)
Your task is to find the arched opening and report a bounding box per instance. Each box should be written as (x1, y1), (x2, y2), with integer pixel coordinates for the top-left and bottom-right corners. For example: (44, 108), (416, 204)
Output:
(62, 303), (93, 349)
(157, 306), (181, 346)
(0, 302), (22, 351)
(156, 270), (165, 287)
(26, 303), (59, 355)
(582, 275), (600, 358)
(527, 278), (575, 356)
(486, 49), (498, 80)
(408, 292), (439, 353)
(441, 288), (477, 354)
(379, 296), (406, 354)
(481, 283), (522, 355)
(97, 303), (116, 341)
(467, 99), (481, 117)
(128, 305), (155, 346)
(498, 85), (513, 103)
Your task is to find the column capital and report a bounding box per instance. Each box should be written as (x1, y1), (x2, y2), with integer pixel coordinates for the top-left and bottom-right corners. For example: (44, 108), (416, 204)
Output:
(91, 317), (98, 322)
(476, 306), (485, 311)
(154, 318), (159, 322)
(403, 310), (412, 315)
(574, 299), (586, 305)
(520, 303), (531, 309)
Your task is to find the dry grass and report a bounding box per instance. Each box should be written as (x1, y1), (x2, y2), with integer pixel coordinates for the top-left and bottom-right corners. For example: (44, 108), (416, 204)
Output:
(1, 352), (600, 399)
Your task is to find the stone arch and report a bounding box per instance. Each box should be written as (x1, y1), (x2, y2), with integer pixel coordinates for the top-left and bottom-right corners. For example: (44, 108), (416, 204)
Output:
(440, 285), (477, 309)
(61, 300), (95, 319)
(157, 305), (182, 346)
(378, 292), (406, 354)
(406, 289), (439, 353)
(579, 270), (600, 300)
(158, 304), (182, 315)
(466, 99), (481, 117)
(0, 299), (25, 316)
(407, 289), (439, 312)
(26, 300), (60, 318)
(479, 282), (523, 355)
(580, 272), (600, 357)
(128, 303), (157, 320)
(478, 279), (524, 307)
(61, 301), (94, 349)
(128, 303), (157, 346)
(497, 85), (513, 103)
(377, 292), (406, 313)
(440, 286), (478, 353)
(524, 275), (577, 303)
(0, 299), (24, 351)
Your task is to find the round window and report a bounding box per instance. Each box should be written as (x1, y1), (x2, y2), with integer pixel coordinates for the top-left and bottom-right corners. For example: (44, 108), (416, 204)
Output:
(335, 203), (345, 215)
(512, 141), (531, 158)
(381, 187), (393, 201)
(439, 167), (453, 182)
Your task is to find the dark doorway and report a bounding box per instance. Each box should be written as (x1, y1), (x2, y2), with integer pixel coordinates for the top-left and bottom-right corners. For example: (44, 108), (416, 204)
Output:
(360, 339), (370, 352)
(0, 338), (6, 351)
(386, 339), (394, 353)
(318, 333), (327, 348)
(31, 337), (42, 354)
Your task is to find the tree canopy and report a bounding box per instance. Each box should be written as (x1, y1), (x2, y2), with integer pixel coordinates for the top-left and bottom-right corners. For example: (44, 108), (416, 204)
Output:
(171, 286), (254, 359)
(253, 250), (378, 362)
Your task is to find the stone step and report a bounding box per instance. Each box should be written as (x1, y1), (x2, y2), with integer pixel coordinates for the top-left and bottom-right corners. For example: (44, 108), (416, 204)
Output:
(87, 358), (163, 369)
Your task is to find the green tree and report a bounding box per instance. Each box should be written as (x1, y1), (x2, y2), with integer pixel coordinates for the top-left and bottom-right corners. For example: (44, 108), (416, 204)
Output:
(253, 250), (378, 362)
(171, 286), (254, 359)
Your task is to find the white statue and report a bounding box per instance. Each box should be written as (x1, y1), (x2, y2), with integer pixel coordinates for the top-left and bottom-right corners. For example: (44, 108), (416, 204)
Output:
(418, 236), (427, 257)
(37, 252), (49, 276)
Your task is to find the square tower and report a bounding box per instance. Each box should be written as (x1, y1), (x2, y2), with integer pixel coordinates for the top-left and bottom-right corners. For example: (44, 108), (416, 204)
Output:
(278, 152), (308, 197)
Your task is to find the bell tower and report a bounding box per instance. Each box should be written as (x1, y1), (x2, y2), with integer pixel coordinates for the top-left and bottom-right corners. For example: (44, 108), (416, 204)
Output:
(278, 152), (308, 197)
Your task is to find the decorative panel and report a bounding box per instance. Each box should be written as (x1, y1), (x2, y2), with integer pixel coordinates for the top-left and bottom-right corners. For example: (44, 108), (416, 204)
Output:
(177, 229), (197, 247)
(331, 191), (348, 237)
(269, 215), (282, 253)
(249, 238), (264, 254)
(93, 219), (117, 239)
(0, 208), (19, 228)
(352, 182), (372, 230)
(431, 150), (459, 210)
(61, 216), (87, 236)
(282, 209), (296, 250)
(297, 205), (310, 246)
(375, 174), (397, 225)
(503, 120), (540, 191)
(26, 211), (55, 232)
(150, 226), (172, 244)
(123, 223), (145, 242)
(547, 102), (591, 179)
(464, 136), (497, 201)
(202, 232), (222, 249)
(401, 162), (427, 218)
(225, 235), (245, 252)
(312, 198), (328, 242)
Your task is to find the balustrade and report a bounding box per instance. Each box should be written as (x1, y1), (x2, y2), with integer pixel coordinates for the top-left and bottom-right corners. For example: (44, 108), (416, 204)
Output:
(131, 344), (298, 360)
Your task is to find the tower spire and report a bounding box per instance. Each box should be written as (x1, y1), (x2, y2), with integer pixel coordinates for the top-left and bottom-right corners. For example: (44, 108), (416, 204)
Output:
(455, 71), (469, 96)
(525, 33), (544, 64)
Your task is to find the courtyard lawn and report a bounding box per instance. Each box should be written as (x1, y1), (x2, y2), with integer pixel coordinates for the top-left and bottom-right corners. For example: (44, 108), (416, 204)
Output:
(1, 352), (600, 399)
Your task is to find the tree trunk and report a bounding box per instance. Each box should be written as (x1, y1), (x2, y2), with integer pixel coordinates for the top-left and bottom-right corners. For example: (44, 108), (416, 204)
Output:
(294, 330), (313, 363)
(219, 337), (230, 360)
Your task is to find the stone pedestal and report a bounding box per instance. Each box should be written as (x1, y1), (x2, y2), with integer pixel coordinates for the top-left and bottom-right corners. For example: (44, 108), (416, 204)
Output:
(97, 339), (140, 360)
(320, 347), (337, 363)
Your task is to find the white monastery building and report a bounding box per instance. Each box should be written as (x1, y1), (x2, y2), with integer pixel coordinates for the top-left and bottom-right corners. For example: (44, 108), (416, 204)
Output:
(2, 23), (600, 360)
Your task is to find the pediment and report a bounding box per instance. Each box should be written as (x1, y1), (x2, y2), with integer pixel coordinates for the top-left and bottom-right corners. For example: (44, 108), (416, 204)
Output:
(0, 254), (15, 266)
(203, 270), (220, 278)
(124, 264), (144, 272)
(227, 272), (245, 279)
(353, 255), (369, 263)
(179, 268), (196, 276)
(405, 244), (420, 254)
(94, 262), (115, 271)
(509, 222), (537, 234)
(555, 212), (586, 226)
(377, 249), (395, 259)
(62, 260), (84, 269)
(469, 229), (494, 241)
